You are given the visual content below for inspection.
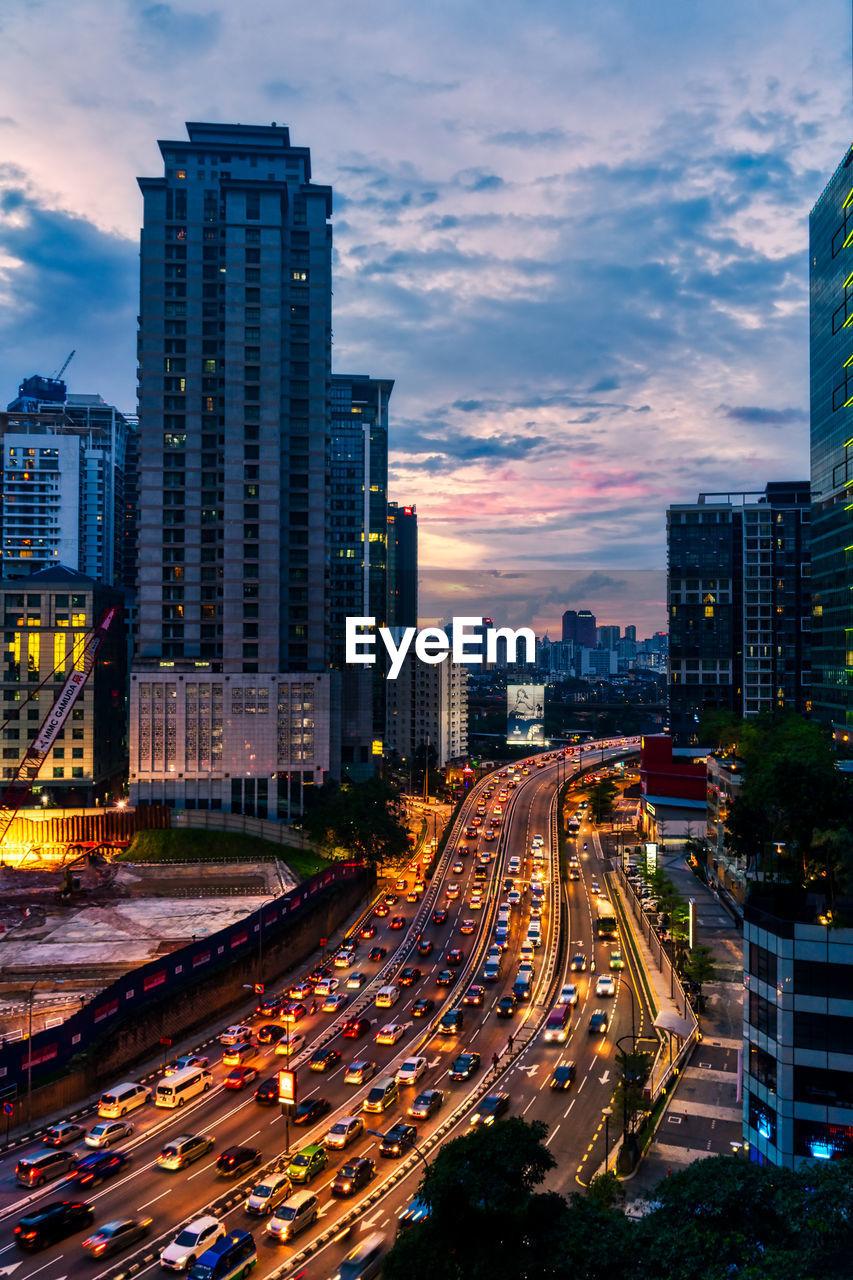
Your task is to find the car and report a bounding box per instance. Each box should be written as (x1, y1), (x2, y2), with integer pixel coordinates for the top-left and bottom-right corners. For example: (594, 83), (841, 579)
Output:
(294, 1097), (331, 1126)
(469, 895), (484, 910)
(395, 878), (409, 891)
(168, 1053), (210, 1073)
(224, 1066), (259, 1089)
(65, 1150), (130, 1188)
(570, 953), (587, 971)
(289, 979), (315, 999)
(591, 880), (600, 894)
(331, 1156), (375, 1196)
(14, 1201), (94, 1251)
(457, 843), (469, 855)
(417, 938), (434, 956)
(379, 1122), (417, 1158)
(469, 1093), (510, 1129)
(465, 826), (477, 838)
(596, 975), (616, 997)
(85, 1119), (134, 1148)
(398, 966), (422, 987)
(344, 1059), (377, 1085)
(360, 923), (377, 940)
(313, 976), (340, 997)
(376, 1022), (405, 1045)
(463, 984), (485, 1006)
(219, 1024), (252, 1046)
(432, 907), (448, 925)
(326, 1115), (365, 1150)
(322, 992), (349, 1013)
(449, 1052), (481, 1081)
(452, 860), (464, 874)
(396, 1056), (427, 1085)
(368, 945), (388, 961)
(459, 918), (476, 935)
(43, 1122), (87, 1148)
(374, 902), (390, 918)
(309, 1047), (342, 1073)
(549, 1063), (577, 1090)
(406, 891), (420, 904)
(82, 1216), (152, 1259)
(222, 1040), (256, 1067)
(411, 997), (435, 1018)
(257, 1023), (287, 1045)
(588, 1009), (609, 1035)
(274, 1032), (306, 1056)
(15, 1151), (78, 1187)
(245, 1170), (294, 1217)
(446, 883), (460, 900)
(507, 890), (521, 907)
(532, 834), (544, 847)
(446, 948), (464, 966)
(384, 892), (398, 906)
(558, 983), (579, 1007)
(254, 1078), (279, 1105)
(282, 999), (317, 1023)
(257, 994), (288, 1018)
(286, 1143), (328, 1184)
(334, 950), (356, 969)
(436, 969), (454, 986)
(347, 971), (367, 990)
(342, 1017), (371, 1039)
(216, 1146), (261, 1178)
(389, 916), (406, 930)
(610, 950), (625, 970)
(496, 994), (517, 1018)
(408, 1089), (444, 1120)
(160, 1215), (225, 1271)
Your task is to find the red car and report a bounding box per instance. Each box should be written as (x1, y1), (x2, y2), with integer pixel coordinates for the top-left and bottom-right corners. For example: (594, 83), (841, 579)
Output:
(224, 1066), (259, 1089)
(342, 1016), (371, 1039)
(446, 949), (464, 967)
(360, 923), (377, 939)
(389, 917), (406, 930)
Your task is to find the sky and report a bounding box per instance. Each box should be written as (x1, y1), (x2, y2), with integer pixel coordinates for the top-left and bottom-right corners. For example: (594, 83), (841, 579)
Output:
(0, 0), (850, 636)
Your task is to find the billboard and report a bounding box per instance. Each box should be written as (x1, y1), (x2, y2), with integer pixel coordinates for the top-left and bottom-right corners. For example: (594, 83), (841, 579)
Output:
(506, 684), (545, 745)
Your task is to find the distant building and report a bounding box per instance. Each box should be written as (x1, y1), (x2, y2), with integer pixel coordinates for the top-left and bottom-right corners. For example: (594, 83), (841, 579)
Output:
(386, 502), (417, 628)
(385, 627), (468, 770)
(809, 146), (853, 740)
(562, 608), (596, 647)
(597, 625), (621, 650)
(667, 484), (811, 745)
(0, 567), (126, 804)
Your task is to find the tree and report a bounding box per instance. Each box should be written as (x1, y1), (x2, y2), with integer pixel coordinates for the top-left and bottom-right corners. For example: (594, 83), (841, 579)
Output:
(302, 775), (409, 869)
(683, 944), (715, 993)
(588, 777), (617, 823)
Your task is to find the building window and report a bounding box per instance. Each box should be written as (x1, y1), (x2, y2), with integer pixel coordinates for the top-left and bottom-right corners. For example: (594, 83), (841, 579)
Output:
(747, 1092), (776, 1144)
(747, 1042), (777, 1091)
(748, 990), (777, 1039)
(748, 943), (777, 987)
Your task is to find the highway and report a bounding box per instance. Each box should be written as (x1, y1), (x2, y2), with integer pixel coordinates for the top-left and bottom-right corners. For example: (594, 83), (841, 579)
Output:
(0, 740), (645, 1280)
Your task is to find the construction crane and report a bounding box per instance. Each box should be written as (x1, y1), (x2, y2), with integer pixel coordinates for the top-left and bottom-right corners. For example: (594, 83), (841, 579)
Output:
(0, 606), (119, 851)
(52, 349), (75, 381)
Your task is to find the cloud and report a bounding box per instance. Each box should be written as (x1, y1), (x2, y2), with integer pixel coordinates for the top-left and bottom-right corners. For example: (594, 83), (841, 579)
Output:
(486, 128), (573, 149)
(718, 403), (808, 424)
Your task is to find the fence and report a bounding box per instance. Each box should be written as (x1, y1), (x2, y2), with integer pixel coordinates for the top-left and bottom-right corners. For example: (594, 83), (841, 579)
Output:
(171, 809), (321, 850)
(0, 859), (365, 1093)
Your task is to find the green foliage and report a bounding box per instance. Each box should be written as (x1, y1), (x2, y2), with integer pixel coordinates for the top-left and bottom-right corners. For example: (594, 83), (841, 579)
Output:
(302, 775), (409, 869)
(118, 828), (329, 879)
(683, 944), (716, 991)
(588, 777), (618, 823)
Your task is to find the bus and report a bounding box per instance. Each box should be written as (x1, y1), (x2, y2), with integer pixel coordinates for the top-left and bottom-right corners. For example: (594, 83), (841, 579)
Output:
(155, 1064), (213, 1108)
(595, 897), (618, 941)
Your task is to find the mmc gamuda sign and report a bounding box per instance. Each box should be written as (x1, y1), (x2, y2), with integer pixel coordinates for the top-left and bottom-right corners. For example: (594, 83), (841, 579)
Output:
(345, 616), (535, 679)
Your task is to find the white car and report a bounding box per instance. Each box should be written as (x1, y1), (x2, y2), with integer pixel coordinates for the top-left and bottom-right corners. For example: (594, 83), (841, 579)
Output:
(85, 1119), (134, 1148)
(333, 950), (355, 969)
(396, 1056), (427, 1085)
(326, 1115), (365, 1149)
(507, 890), (521, 907)
(532, 834), (544, 848)
(595, 975), (616, 998)
(446, 883), (460, 900)
(274, 1031), (306, 1056)
(160, 1216), (225, 1273)
(219, 1024), (252, 1046)
(558, 983), (579, 1007)
(322, 992), (348, 1013)
(376, 1023), (405, 1046)
(314, 976), (339, 997)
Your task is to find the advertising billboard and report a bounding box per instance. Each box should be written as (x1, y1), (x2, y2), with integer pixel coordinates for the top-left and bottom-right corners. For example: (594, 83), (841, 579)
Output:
(506, 684), (545, 745)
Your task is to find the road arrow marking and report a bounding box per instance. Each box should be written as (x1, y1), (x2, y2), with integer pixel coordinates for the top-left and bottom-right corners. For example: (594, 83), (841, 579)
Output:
(518, 1065), (539, 1077)
(599, 1070), (610, 1085)
(360, 1211), (383, 1231)
(318, 1204), (333, 1218)
(0, 1264), (23, 1277)
(428, 1057), (441, 1068)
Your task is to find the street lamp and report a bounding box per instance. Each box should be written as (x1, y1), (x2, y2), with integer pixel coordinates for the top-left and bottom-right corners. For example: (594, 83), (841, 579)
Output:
(603, 1105), (613, 1172)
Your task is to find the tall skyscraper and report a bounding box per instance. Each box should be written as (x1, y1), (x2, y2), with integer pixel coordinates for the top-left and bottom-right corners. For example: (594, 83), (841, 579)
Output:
(0, 383), (137, 588)
(809, 149), (853, 738)
(387, 501), (417, 628)
(563, 609), (597, 647)
(329, 374), (392, 777)
(129, 122), (334, 816)
(667, 484), (811, 744)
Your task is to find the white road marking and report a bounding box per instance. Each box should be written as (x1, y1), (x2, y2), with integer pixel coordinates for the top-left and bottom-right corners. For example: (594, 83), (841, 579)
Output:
(137, 1188), (172, 1210)
(564, 1099), (576, 1119)
(545, 1125), (560, 1146)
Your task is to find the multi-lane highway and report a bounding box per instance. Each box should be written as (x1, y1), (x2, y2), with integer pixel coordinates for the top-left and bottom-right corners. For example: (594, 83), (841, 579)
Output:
(0, 740), (646, 1280)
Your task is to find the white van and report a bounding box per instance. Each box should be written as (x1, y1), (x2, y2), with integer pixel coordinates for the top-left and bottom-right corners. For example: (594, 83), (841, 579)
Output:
(98, 1081), (150, 1119)
(375, 985), (399, 1009)
(155, 1065), (213, 1109)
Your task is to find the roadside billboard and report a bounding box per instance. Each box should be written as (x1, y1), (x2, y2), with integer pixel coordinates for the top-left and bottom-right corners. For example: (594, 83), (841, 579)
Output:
(506, 684), (545, 745)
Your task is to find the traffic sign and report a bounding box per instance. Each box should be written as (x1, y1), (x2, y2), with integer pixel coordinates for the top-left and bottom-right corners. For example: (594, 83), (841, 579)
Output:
(320, 938), (327, 947)
(159, 1037), (172, 1046)
(1, 1102), (13, 1116)
(254, 983), (264, 995)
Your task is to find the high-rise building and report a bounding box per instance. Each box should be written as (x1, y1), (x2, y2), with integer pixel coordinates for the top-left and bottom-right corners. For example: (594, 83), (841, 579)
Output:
(387, 502), (417, 628)
(809, 148), (853, 738)
(667, 484), (811, 744)
(129, 121), (334, 815)
(596, 625), (621, 650)
(384, 628), (468, 770)
(0, 387), (137, 589)
(329, 374), (392, 778)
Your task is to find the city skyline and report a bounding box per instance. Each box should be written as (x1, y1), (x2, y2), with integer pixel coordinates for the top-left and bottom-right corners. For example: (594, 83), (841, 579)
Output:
(0, 0), (848, 576)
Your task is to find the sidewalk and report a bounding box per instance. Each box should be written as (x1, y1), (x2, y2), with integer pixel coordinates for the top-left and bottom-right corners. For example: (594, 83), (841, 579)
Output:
(593, 832), (744, 1204)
